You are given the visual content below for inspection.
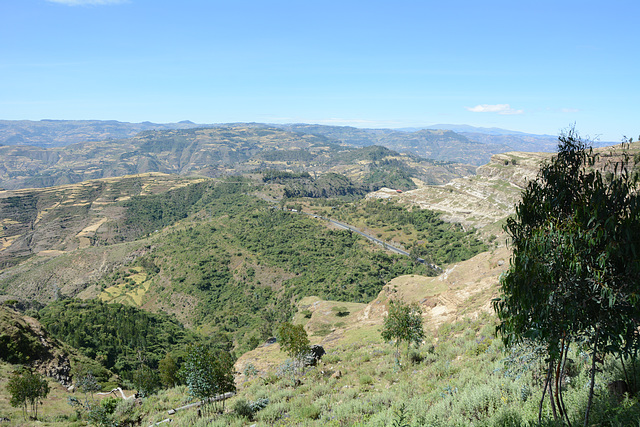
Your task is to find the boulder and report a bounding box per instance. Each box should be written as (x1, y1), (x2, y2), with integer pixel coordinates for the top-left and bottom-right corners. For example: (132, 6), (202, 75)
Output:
(304, 345), (326, 366)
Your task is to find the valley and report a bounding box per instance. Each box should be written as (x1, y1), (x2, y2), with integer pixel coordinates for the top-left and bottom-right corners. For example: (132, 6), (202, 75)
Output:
(0, 122), (638, 426)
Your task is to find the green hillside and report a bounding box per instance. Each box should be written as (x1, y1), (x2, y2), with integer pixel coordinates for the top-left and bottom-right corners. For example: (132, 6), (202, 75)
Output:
(0, 176), (488, 357)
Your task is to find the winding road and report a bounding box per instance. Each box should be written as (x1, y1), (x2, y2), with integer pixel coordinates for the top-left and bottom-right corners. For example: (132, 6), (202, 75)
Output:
(254, 193), (440, 270)
(304, 212), (440, 271)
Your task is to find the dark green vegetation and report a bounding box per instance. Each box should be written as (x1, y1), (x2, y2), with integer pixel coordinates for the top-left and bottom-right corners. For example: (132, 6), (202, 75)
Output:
(1, 174), (484, 359)
(0, 306), (48, 365)
(145, 191), (431, 353)
(264, 159), (418, 198)
(115, 178), (252, 241)
(325, 199), (487, 265)
(495, 131), (640, 425)
(37, 299), (201, 376)
(282, 172), (371, 199)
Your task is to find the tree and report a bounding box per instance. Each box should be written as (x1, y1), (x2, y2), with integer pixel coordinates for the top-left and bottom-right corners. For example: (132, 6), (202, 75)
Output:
(68, 372), (116, 426)
(381, 299), (425, 362)
(6, 367), (50, 420)
(159, 352), (180, 388)
(276, 322), (310, 360)
(132, 363), (160, 397)
(494, 129), (640, 426)
(179, 344), (235, 414)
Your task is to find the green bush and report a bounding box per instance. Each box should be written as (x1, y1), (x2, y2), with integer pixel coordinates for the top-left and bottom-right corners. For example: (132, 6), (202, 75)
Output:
(232, 399), (253, 419)
(359, 374), (374, 385)
(100, 396), (119, 414)
(296, 404), (321, 420)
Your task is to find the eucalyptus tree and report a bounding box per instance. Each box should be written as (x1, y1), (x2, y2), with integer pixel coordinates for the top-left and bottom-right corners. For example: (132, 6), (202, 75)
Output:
(381, 299), (425, 362)
(277, 322), (310, 361)
(494, 129), (640, 426)
(179, 344), (235, 414)
(7, 367), (50, 420)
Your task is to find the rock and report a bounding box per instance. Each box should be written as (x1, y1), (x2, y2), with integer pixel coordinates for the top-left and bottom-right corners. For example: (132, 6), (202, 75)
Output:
(331, 370), (342, 379)
(304, 345), (326, 366)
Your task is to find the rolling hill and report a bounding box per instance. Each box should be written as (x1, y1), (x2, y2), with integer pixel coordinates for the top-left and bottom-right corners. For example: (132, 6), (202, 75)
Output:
(0, 126), (474, 191)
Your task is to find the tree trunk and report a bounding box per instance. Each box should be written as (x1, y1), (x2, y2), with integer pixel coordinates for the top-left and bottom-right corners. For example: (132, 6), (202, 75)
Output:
(559, 340), (572, 427)
(540, 359), (555, 424)
(585, 327), (600, 427)
(555, 344), (563, 418)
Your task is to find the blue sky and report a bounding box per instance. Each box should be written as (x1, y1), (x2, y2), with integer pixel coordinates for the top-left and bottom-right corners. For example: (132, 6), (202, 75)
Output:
(1, 0), (638, 141)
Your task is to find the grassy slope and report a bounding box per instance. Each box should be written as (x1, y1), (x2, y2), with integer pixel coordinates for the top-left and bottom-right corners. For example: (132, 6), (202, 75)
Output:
(104, 248), (639, 426)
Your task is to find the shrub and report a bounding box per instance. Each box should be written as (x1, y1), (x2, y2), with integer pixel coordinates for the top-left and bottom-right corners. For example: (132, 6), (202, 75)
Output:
(359, 374), (374, 385)
(332, 306), (350, 317)
(232, 399), (253, 419)
(408, 349), (425, 365)
(243, 363), (258, 377)
(250, 397), (270, 413)
(158, 353), (180, 388)
(100, 396), (119, 414)
(297, 404), (321, 420)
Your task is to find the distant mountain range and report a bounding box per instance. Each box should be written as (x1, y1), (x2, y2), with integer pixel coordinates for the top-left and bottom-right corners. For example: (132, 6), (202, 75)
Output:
(0, 120), (614, 172)
(0, 126), (474, 191)
(0, 119), (207, 147)
(399, 124), (553, 136)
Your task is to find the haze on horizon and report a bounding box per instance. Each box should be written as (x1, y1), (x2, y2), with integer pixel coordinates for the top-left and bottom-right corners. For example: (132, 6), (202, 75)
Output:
(1, 0), (638, 142)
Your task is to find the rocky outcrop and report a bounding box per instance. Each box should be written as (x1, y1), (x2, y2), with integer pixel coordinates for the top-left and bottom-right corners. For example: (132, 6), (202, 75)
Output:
(0, 306), (73, 385)
(304, 345), (326, 366)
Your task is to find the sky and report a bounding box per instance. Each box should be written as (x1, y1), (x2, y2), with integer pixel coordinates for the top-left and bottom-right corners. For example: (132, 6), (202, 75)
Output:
(1, 0), (638, 141)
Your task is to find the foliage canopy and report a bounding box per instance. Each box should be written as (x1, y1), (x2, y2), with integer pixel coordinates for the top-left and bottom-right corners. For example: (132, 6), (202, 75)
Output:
(494, 129), (640, 425)
(277, 322), (311, 360)
(179, 344), (235, 412)
(7, 367), (50, 420)
(381, 299), (425, 359)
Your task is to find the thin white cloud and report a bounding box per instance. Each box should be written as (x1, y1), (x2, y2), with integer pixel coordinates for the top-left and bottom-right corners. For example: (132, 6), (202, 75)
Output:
(561, 108), (580, 113)
(46, 0), (126, 5)
(465, 104), (524, 115)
